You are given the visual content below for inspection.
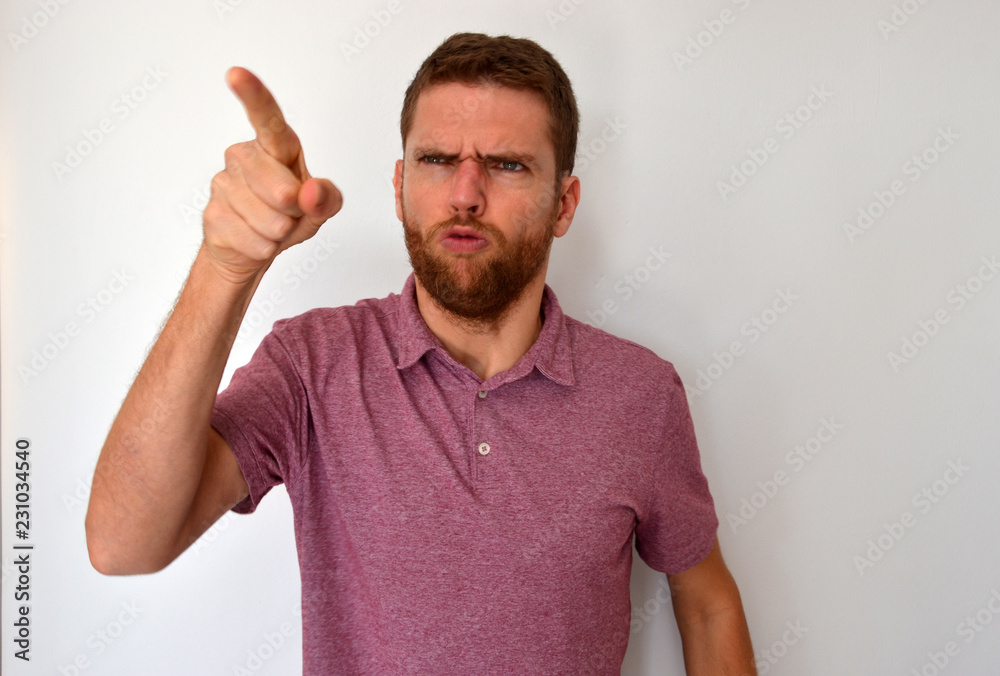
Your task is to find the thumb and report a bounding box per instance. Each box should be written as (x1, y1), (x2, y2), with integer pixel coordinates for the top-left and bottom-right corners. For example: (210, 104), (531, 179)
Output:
(299, 177), (343, 226)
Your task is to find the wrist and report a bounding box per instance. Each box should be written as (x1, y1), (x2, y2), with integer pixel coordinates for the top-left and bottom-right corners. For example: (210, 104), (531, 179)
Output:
(193, 241), (271, 293)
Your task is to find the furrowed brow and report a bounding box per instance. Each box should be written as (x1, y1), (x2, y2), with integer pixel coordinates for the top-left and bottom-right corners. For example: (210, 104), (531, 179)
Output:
(408, 146), (539, 168)
(481, 152), (537, 167)
(410, 145), (458, 161)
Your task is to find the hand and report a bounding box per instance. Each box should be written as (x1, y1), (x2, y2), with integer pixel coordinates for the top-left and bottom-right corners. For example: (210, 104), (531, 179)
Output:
(202, 67), (342, 284)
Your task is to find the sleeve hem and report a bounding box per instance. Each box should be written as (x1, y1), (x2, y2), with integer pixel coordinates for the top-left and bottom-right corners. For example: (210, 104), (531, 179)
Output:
(211, 406), (266, 514)
(662, 527), (718, 576)
(638, 522), (719, 576)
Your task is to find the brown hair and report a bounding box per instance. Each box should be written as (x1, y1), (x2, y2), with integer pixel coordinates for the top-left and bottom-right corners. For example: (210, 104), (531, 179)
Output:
(400, 32), (580, 176)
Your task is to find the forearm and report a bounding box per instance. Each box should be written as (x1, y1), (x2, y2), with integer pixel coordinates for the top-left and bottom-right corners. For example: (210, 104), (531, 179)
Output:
(677, 604), (757, 676)
(86, 67), (341, 575)
(85, 245), (262, 573)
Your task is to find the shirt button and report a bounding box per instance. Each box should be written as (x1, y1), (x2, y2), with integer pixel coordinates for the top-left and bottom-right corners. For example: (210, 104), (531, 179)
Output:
(478, 442), (491, 456)
(478, 390), (488, 399)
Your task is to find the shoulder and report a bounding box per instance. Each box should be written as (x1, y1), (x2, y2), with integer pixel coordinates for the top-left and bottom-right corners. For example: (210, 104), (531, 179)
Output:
(273, 289), (400, 333)
(555, 314), (690, 416)
(562, 314), (683, 385)
(264, 289), (403, 358)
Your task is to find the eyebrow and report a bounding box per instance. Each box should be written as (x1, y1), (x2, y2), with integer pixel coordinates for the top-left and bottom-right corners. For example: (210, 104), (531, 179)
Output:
(482, 152), (537, 167)
(410, 146), (538, 167)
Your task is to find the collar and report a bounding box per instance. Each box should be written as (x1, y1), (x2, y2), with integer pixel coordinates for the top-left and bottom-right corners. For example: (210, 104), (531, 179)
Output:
(394, 273), (575, 388)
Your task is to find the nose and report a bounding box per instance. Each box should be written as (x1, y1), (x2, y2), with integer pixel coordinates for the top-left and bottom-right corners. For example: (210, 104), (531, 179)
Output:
(449, 158), (486, 219)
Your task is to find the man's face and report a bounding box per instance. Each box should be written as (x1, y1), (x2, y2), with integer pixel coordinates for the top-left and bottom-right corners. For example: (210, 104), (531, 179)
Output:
(394, 82), (579, 328)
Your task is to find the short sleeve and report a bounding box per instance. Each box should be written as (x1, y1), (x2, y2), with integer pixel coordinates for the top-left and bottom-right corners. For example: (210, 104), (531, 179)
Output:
(634, 366), (718, 574)
(211, 327), (309, 514)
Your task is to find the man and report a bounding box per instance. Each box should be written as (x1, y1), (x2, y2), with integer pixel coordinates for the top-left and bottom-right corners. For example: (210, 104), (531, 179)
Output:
(86, 33), (756, 675)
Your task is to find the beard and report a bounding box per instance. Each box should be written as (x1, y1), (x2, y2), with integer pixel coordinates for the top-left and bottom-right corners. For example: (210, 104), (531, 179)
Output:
(402, 203), (557, 331)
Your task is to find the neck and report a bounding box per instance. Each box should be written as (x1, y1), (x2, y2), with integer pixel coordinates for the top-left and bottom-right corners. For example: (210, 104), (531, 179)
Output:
(413, 272), (548, 382)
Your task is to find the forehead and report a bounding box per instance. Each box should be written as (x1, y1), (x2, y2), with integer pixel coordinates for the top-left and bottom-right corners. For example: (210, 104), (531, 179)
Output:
(407, 83), (554, 157)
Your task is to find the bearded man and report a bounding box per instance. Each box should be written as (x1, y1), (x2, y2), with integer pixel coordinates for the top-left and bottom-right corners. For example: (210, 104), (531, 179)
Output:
(86, 32), (756, 676)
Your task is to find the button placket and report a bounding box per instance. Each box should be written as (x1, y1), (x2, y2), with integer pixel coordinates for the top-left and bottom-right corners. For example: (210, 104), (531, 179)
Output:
(473, 386), (495, 484)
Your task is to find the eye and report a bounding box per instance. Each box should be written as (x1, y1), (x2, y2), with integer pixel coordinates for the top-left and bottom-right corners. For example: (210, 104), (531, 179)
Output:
(419, 155), (445, 165)
(498, 160), (524, 172)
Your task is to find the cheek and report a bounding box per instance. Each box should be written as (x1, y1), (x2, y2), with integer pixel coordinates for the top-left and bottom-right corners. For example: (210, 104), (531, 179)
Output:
(403, 176), (445, 214)
(508, 191), (555, 230)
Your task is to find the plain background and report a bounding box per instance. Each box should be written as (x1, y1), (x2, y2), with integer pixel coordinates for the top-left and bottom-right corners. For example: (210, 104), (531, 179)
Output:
(2, 0), (999, 674)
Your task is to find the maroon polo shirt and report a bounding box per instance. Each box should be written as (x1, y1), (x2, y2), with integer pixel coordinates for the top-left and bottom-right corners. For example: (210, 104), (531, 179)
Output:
(211, 273), (718, 675)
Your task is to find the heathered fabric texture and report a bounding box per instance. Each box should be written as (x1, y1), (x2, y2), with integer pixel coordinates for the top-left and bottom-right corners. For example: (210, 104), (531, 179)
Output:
(211, 273), (718, 675)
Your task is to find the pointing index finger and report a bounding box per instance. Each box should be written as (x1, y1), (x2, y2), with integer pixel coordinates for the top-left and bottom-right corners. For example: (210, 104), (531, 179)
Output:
(226, 66), (301, 169)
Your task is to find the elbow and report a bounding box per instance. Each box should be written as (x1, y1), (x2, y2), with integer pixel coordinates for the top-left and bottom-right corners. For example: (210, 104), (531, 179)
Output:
(85, 514), (129, 576)
(85, 509), (169, 576)
(86, 539), (126, 577)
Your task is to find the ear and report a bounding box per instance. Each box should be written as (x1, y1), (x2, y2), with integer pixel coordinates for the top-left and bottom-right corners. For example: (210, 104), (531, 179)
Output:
(553, 174), (580, 238)
(393, 159), (404, 222)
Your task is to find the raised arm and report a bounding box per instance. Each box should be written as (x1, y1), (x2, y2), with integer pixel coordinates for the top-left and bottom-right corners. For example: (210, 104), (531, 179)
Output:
(85, 68), (342, 575)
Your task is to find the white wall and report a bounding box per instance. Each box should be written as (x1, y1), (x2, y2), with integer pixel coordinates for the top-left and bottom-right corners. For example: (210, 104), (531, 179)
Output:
(2, 1), (999, 674)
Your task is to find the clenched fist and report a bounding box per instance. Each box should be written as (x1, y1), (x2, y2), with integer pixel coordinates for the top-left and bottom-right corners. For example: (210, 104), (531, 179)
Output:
(203, 67), (342, 285)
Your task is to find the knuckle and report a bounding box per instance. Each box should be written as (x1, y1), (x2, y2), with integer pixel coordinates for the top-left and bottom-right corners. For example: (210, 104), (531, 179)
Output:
(262, 115), (291, 138)
(222, 144), (239, 165)
(271, 214), (296, 240)
(272, 182), (300, 210)
(255, 240), (279, 262)
(202, 199), (226, 225)
(224, 141), (253, 167)
(209, 171), (229, 195)
(268, 114), (288, 134)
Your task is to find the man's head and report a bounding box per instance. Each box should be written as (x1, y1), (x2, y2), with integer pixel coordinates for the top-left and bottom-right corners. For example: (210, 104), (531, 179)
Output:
(394, 33), (582, 330)
(400, 33), (579, 178)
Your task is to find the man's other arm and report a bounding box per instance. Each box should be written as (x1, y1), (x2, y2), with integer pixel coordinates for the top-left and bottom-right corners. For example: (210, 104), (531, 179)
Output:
(668, 536), (757, 675)
(85, 68), (342, 575)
